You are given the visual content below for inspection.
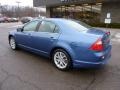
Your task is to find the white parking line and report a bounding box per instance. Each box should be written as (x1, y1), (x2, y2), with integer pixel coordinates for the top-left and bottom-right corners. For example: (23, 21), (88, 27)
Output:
(7, 25), (23, 29)
(111, 38), (120, 42)
(111, 33), (120, 44)
(10, 25), (23, 28)
(115, 33), (120, 38)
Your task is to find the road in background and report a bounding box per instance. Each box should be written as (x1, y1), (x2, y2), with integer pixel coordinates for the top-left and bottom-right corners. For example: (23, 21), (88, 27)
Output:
(0, 23), (120, 90)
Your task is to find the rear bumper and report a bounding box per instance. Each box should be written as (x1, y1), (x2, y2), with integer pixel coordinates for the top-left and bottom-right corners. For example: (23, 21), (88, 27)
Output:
(73, 51), (111, 68)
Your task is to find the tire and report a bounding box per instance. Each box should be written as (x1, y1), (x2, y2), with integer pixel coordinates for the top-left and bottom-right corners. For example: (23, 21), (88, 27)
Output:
(9, 37), (18, 50)
(52, 49), (72, 71)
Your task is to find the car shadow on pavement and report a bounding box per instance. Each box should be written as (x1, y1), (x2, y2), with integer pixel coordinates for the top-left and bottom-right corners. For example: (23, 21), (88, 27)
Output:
(12, 48), (109, 74)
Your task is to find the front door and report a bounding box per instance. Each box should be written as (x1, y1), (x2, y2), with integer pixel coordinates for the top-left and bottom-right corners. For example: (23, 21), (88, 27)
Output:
(15, 20), (40, 48)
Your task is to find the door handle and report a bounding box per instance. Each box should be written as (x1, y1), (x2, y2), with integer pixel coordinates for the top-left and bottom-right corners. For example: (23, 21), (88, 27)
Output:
(23, 32), (31, 36)
(50, 37), (54, 39)
(50, 37), (55, 42)
(28, 33), (31, 36)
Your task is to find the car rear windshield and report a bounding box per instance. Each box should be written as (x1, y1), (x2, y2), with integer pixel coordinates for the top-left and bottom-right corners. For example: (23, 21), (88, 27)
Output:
(63, 20), (92, 32)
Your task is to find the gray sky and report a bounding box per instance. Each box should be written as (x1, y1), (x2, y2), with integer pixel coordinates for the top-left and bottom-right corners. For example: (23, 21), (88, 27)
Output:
(0, 0), (33, 6)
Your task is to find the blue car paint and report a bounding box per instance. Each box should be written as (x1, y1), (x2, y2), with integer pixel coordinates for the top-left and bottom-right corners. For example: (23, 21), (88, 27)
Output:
(9, 18), (112, 68)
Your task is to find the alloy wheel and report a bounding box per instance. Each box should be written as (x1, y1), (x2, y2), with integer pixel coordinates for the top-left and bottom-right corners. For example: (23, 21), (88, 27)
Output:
(10, 37), (16, 50)
(54, 51), (69, 69)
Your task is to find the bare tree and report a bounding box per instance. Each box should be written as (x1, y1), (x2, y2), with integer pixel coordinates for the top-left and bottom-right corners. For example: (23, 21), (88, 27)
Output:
(0, 5), (45, 18)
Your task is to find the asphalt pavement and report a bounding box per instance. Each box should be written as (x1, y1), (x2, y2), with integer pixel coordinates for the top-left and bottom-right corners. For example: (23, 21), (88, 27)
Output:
(0, 22), (120, 90)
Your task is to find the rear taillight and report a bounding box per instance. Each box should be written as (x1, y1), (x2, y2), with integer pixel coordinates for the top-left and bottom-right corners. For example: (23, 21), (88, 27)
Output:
(90, 38), (103, 52)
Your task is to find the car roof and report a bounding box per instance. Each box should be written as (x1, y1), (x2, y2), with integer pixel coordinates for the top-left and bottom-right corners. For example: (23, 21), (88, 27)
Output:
(34, 18), (71, 22)
(46, 18), (71, 22)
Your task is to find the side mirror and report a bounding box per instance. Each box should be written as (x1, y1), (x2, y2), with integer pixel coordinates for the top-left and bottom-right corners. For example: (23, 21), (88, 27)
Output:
(17, 27), (23, 32)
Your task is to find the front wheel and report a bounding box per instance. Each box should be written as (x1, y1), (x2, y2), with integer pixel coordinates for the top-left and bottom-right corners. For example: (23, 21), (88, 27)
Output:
(9, 37), (17, 50)
(52, 49), (72, 71)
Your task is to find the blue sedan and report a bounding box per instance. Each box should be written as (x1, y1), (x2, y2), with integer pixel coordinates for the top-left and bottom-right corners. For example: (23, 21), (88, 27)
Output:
(8, 18), (112, 70)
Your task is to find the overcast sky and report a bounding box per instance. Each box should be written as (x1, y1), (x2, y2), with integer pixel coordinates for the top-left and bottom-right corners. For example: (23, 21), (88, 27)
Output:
(0, 0), (33, 6)
(0, 0), (46, 12)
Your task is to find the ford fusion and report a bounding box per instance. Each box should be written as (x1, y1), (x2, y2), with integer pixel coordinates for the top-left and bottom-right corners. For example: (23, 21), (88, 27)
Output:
(8, 18), (112, 70)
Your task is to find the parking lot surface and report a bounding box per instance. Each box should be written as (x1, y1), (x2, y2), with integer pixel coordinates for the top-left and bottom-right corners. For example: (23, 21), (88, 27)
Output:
(0, 22), (120, 90)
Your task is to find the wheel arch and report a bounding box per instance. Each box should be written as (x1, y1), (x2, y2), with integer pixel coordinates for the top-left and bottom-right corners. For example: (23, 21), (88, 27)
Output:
(50, 46), (74, 61)
(8, 35), (14, 43)
(9, 35), (13, 39)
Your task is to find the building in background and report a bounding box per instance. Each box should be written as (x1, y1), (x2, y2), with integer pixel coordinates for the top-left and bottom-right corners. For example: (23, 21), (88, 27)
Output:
(33, 0), (120, 23)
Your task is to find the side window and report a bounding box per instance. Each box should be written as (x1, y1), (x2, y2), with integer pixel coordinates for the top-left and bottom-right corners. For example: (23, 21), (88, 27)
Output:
(38, 21), (56, 33)
(23, 21), (39, 32)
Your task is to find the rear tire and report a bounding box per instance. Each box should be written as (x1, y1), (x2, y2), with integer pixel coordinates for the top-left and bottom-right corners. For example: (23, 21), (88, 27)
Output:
(52, 49), (72, 71)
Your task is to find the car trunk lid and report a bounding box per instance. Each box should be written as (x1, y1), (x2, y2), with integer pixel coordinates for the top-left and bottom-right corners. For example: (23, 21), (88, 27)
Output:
(87, 28), (110, 50)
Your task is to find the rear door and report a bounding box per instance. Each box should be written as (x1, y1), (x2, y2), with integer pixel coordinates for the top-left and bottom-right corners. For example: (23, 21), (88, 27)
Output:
(30, 20), (60, 54)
